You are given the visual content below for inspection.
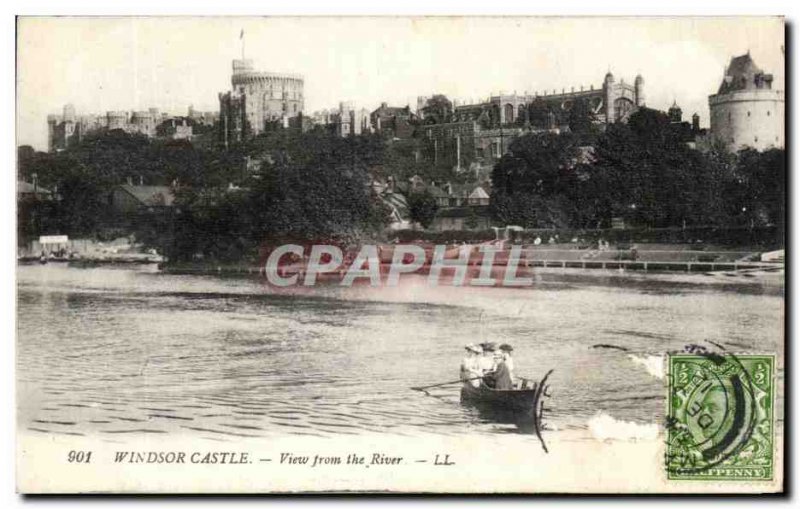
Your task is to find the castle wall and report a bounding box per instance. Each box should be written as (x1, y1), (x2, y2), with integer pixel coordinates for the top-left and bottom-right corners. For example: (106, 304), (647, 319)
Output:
(709, 89), (784, 152)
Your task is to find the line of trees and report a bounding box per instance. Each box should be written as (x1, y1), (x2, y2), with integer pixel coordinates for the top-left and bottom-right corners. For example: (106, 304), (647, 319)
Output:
(18, 128), (395, 261)
(490, 109), (785, 237)
(18, 107), (785, 261)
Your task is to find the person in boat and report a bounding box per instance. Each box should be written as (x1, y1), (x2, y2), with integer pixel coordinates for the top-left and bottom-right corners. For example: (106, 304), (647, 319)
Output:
(478, 342), (497, 375)
(460, 344), (483, 388)
(479, 342), (501, 388)
(499, 343), (514, 372)
(498, 343), (515, 387)
(486, 347), (514, 390)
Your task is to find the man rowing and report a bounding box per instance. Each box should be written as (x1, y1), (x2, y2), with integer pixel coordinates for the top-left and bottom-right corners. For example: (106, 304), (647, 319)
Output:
(474, 342), (515, 390)
(488, 347), (514, 390)
(499, 343), (515, 382)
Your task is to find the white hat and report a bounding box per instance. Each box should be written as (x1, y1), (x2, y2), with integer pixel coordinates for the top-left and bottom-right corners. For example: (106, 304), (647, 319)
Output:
(465, 343), (482, 353)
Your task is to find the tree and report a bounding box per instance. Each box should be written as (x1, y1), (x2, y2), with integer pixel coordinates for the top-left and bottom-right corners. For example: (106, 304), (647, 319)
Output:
(567, 98), (597, 139)
(528, 98), (557, 130)
(588, 108), (710, 228)
(734, 148), (785, 233)
(489, 131), (582, 227)
(422, 95), (453, 124)
(407, 190), (438, 229)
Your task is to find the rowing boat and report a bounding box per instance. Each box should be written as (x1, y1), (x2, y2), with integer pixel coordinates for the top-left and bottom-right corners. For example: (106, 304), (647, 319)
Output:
(460, 382), (539, 431)
(460, 369), (553, 451)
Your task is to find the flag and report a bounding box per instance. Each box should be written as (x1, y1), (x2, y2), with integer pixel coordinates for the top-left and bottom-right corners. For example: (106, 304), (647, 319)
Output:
(240, 29), (244, 39)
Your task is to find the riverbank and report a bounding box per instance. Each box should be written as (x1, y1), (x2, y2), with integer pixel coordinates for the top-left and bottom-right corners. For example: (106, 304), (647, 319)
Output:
(18, 252), (163, 265)
(158, 242), (782, 280)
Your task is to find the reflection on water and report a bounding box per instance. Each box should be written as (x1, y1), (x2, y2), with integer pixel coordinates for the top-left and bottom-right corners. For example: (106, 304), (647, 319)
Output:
(17, 264), (783, 442)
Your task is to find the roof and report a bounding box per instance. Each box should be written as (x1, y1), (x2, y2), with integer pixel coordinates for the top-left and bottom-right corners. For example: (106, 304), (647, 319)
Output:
(118, 185), (175, 207)
(435, 206), (491, 219)
(468, 186), (490, 200)
(426, 186), (449, 198)
(380, 191), (410, 220)
(17, 181), (52, 195)
(372, 105), (410, 117)
(718, 53), (772, 94)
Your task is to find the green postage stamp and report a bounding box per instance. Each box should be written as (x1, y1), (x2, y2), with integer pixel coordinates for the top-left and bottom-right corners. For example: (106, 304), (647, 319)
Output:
(666, 353), (775, 481)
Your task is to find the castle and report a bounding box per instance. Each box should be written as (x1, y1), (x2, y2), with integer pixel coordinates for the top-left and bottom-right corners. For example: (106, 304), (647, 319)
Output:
(218, 59), (305, 145)
(434, 70), (645, 127)
(47, 104), (217, 152)
(708, 53), (784, 152)
(418, 71), (645, 170)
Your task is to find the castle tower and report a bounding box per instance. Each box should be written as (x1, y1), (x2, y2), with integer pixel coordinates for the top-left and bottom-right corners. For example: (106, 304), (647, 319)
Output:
(692, 113), (700, 131)
(63, 104), (76, 123)
(603, 71), (616, 123)
(634, 74), (645, 107)
(668, 101), (683, 123)
(416, 96), (429, 118)
(46, 114), (58, 152)
(708, 53), (784, 152)
(226, 58), (304, 136)
(106, 111), (128, 131)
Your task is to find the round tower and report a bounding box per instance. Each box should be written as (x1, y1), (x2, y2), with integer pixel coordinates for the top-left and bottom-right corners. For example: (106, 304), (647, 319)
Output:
(106, 111), (128, 130)
(709, 53), (784, 152)
(604, 71), (615, 123)
(634, 74), (645, 107)
(230, 60), (304, 135)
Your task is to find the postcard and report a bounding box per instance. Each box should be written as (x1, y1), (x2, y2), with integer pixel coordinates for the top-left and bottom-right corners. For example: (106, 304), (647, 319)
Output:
(15, 16), (785, 494)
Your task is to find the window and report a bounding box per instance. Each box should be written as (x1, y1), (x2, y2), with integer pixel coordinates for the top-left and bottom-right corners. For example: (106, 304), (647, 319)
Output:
(755, 137), (758, 143)
(747, 111), (751, 117)
(767, 111), (771, 116)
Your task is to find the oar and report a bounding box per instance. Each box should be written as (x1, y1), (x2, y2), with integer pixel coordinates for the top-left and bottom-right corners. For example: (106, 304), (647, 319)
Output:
(411, 376), (482, 392)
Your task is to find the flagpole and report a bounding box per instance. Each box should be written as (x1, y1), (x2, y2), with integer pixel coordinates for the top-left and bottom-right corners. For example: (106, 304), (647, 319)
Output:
(241, 29), (245, 60)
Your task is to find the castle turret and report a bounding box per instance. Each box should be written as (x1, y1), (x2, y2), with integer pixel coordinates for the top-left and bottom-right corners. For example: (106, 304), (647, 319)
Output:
(692, 113), (700, 131)
(604, 71), (615, 123)
(106, 111), (128, 130)
(635, 74), (645, 107)
(668, 101), (683, 123)
(709, 53), (784, 151)
(47, 114), (58, 152)
(63, 103), (76, 123)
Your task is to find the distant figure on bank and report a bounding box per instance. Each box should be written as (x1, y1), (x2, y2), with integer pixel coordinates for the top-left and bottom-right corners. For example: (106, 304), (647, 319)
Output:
(460, 344), (483, 388)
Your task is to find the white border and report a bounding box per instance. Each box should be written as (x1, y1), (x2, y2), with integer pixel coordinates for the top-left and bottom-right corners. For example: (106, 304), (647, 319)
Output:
(3, 1), (797, 507)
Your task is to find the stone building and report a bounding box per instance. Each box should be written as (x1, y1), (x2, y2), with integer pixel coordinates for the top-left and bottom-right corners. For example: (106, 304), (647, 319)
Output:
(310, 102), (371, 137)
(218, 59), (304, 145)
(187, 105), (219, 127)
(332, 102), (370, 137)
(47, 104), (104, 151)
(47, 104), (169, 151)
(370, 103), (414, 138)
(708, 53), (784, 152)
(418, 71), (644, 169)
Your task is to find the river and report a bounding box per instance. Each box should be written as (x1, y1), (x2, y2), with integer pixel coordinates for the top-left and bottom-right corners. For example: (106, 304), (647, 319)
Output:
(17, 264), (784, 443)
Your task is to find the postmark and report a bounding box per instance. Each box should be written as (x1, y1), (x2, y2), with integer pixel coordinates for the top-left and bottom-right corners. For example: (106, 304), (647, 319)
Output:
(666, 351), (774, 481)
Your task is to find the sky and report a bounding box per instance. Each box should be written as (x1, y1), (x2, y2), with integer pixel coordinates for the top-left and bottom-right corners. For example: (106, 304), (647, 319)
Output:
(16, 16), (784, 150)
